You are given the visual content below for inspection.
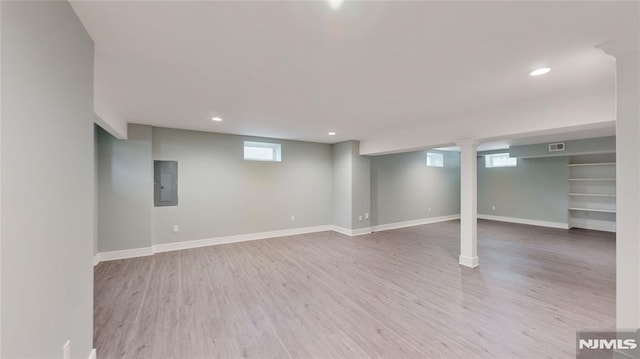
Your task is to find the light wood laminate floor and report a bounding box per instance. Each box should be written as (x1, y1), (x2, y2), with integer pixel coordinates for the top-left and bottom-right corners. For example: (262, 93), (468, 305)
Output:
(94, 220), (615, 358)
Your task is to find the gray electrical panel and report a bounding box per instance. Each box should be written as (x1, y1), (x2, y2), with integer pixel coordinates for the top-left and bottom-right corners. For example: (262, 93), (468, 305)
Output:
(154, 160), (178, 207)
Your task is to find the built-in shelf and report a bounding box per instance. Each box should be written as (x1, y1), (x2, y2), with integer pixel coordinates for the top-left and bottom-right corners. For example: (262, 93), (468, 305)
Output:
(568, 155), (617, 232)
(569, 207), (616, 214)
(568, 193), (616, 197)
(568, 162), (616, 167)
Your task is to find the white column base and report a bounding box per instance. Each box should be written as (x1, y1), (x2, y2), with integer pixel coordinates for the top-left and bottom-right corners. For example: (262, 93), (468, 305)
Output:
(459, 255), (479, 268)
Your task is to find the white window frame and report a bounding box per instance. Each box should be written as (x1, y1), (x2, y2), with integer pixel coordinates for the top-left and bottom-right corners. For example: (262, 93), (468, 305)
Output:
(426, 152), (444, 167)
(485, 153), (517, 168)
(243, 141), (282, 162)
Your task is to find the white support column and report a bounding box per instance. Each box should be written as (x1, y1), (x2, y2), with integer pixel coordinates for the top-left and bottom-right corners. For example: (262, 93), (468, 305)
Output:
(458, 140), (478, 268)
(600, 39), (640, 330)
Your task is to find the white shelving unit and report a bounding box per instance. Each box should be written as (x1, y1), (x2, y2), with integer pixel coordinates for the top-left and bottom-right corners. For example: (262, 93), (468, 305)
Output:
(568, 162), (616, 167)
(569, 193), (615, 197)
(569, 207), (616, 214)
(568, 154), (616, 232)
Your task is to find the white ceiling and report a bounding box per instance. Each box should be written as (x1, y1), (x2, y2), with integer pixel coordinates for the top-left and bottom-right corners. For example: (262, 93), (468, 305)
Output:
(70, 1), (637, 154)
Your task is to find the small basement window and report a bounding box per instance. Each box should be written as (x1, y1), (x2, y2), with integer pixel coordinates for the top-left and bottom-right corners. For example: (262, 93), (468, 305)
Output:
(244, 141), (282, 162)
(485, 153), (517, 168)
(426, 152), (444, 167)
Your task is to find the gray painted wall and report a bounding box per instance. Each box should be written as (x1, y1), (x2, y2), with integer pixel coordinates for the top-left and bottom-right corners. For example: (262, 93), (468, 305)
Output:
(477, 153), (569, 224)
(97, 126), (333, 250)
(98, 128), (609, 249)
(351, 142), (371, 230)
(509, 136), (615, 158)
(331, 141), (371, 230)
(1, 1), (94, 357)
(97, 125), (153, 252)
(370, 150), (461, 226)
(151, 127), (333, 245)
(332, 141), (353, 229)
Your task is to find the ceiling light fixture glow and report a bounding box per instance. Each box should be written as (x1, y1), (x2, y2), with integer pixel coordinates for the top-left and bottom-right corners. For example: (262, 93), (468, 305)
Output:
(328, 0), (343, 10)
(529, 67), (551, 77)
(328, 132), (336, 136)
(211, 117), (223, 122)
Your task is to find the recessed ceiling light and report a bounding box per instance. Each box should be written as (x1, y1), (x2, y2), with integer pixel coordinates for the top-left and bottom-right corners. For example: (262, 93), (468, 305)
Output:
(529, 67), (551, 77)
(328, 132), (336, 136)
(328, 0), (343, 10)
(211, 117), (223, 122)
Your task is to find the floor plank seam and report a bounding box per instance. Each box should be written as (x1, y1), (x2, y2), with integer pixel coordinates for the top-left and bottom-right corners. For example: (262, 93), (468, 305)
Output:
(125, 257), (155, 355)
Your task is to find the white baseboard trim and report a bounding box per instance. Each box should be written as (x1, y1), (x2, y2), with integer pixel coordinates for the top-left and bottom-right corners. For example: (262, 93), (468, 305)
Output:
(459, 255), (479, 268)
(352, 227), (372, 236)
(331, 226), (351, 236)
(569, 218), (616, 233)
(478, 214), (569, 230)
(331, 225), (372, 237)
(152, 225), (333, 253)
(94, 246), (154, 264)
(99, 219), (470, 264)
(95, 225), (334, 264)
(88, 348), (97, 359)
(370, 214), (461, 232)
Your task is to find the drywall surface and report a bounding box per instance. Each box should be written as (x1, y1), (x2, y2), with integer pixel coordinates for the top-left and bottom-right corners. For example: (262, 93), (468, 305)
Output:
(371, 150), (461, 225)
(351, 142), (371, 230)
(509, 136), (615, 158)
(97, 125), (153, 252)
(151, 127), (333, 244)
(1, 1), (94, 357)
(332, 141), (353, 229)
(478, 153), (569, 223)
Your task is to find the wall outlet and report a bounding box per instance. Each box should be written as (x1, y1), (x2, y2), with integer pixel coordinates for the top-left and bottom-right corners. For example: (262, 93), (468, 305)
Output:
(173, 225), (179, 232)
(291, 215), (295, 221)
(359, 215), (363, 222)
(365, 212), (369, 220)
(63, 340), (71, 359)
(491, 205), (496, 211)
(428, 207), (432, 213)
